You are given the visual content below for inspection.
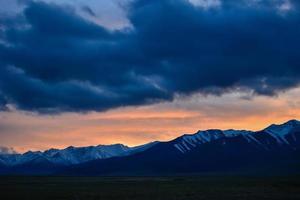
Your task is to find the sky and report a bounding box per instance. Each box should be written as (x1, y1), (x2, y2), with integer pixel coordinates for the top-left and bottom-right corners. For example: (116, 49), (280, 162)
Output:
(0, 0), (300, 153)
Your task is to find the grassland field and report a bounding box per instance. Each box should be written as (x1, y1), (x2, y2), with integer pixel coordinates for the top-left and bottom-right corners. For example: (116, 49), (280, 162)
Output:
(0, 176), (300, 200)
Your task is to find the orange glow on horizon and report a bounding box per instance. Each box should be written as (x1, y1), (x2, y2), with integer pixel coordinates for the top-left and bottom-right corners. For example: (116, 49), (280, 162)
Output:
(1, 88), (300, 153)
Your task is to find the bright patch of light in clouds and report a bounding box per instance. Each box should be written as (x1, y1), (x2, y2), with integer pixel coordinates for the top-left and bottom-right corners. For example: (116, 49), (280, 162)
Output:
(188, 0), (221, 9)
(277, 0), (293, 12)
(0, 0), (131, 30)
(42, 0), (132, 29)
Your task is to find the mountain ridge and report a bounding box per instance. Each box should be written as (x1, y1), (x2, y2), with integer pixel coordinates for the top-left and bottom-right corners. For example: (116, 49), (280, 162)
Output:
(60, 119), (300, 176)
(0, 142), (158, 168)
(0, 119), (299, 175)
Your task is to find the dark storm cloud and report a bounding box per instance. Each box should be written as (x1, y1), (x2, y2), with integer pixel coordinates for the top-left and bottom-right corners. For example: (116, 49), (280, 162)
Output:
(22, 2), (113, 39)
(0, 0), (300, 112)
(0, 65), (170, 112)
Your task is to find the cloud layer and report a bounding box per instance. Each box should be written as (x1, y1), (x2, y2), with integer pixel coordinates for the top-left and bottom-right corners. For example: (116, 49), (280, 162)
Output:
(0, 146), (17, 154)
(1, 87), (300, 152)
(0, 0), (300, 112)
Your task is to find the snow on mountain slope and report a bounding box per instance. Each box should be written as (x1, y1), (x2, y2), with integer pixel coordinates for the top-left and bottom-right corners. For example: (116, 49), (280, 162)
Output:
(173, 120), (300, 154)
(264, 120), (300, 144)
(0, 151), (46, 166)
(0, 142), (159, 166)
(1, 119), (299, 168)
(45, 144), (131, 165)
(59, 120), (300, 176)
(173, 129), (253, 153)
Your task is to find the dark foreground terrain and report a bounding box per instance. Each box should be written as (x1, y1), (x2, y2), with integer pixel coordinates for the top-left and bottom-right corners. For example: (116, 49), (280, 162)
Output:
(0, 176), (300, 200)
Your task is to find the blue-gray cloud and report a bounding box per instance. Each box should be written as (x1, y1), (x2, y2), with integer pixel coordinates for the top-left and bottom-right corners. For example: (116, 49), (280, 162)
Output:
(0, 146), (17, 154)
(0, 0), (300, 112)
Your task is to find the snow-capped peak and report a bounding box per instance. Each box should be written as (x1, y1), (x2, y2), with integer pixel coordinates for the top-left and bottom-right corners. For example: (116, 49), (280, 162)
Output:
(264, 119), (300, 144)
(266, 119), (300, 133)
(173, 129), (252, 153)
(1, 119), (299, 166)
(0, 142), (160, 167)
(172, 120), (300, 154)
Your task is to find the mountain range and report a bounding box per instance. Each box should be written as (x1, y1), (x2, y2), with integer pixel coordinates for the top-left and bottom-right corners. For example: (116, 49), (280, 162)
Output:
(1, 119), (300, 175)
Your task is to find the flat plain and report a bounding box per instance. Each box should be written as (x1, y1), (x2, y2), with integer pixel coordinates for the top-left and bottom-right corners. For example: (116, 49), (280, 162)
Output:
(0, 176), (300, 200)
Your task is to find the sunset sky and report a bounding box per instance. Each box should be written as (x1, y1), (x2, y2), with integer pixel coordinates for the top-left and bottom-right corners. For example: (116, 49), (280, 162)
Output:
(0, 0), (300, 153)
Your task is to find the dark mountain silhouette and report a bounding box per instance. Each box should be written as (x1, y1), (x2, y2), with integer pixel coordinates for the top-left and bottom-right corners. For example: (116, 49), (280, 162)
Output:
(1, 120), (300, 175)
